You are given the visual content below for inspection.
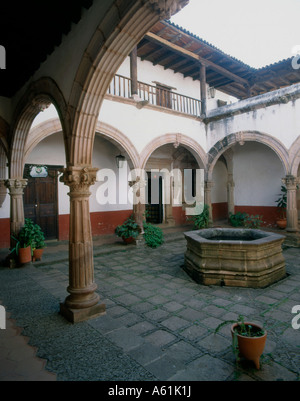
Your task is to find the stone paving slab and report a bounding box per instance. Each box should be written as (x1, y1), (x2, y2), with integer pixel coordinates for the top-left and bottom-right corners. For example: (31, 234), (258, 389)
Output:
(0, 230), (299, 381)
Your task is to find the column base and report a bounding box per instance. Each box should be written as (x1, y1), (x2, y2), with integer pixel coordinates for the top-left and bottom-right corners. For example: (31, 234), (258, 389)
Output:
(60, 301), (106, 323)
(134, 233), (146, 247)
(283, 232), (300, 248)
(166, 217), (175, 226)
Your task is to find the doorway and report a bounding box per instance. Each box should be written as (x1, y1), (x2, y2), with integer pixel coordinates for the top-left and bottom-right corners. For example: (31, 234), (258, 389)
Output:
(146, 171), (163, 224)
(23, 164), (61, 240)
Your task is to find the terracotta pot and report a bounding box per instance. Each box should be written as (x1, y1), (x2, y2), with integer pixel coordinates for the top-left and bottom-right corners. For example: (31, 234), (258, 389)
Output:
(276, 219), (287, 229)
(18, 246), (32, 264)
(32, 248), (44, 262)
(122, 236), (134, 244)
(231, 322), (267, 369)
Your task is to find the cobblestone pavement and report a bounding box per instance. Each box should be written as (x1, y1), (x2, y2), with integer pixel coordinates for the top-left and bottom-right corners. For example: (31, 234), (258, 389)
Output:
(0, 229), (299, 381)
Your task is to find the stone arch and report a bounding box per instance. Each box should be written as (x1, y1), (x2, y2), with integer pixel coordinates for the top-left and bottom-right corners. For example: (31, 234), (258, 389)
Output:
(140, 133), (207, 170)
(289, 136), (300, 176)
(24, 118), (140, 171)
(67, 0), (188, 166)
(95, 122), (140, 170)
(0, 116), (9, 158)
(207, 131), (290, 180)
(9, 77), (68, 178)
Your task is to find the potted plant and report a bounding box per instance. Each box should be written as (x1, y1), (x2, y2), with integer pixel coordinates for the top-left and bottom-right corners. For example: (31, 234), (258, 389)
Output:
(275, 185), (287, 229)
(32, 223), (46, 261)
(10, 218), (35, 264)
(215, 315), (267, 369)
(115, 216), (140, 244)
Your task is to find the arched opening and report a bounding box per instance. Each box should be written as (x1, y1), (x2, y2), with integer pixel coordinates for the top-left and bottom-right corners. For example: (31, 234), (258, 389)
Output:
(143, 141), (205, 227)
(23, 116), (141, 241)
(210, 141), (286, 227)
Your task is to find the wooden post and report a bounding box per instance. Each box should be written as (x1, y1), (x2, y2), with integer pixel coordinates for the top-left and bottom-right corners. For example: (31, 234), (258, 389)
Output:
(200, 63), (207, 117)
(130, 46), (138, 98)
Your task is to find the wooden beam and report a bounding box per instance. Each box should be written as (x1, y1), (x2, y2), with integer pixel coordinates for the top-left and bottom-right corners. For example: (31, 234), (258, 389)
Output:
(153, 51), (174, 66)
(146, 32), (249, 87)
(164, 57), (187, 71)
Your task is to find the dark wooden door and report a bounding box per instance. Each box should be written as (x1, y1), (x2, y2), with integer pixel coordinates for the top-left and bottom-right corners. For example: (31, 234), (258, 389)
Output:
(23, 165), (60, 240)
(146, 172), (163, 224)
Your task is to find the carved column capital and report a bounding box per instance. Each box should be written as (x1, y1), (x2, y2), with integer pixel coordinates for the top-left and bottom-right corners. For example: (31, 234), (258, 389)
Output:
(31, 96), (51, 113)
(5, 178), (28, 195)
(205, 180), (214, 191)
(60, 166), (98, 195)
(146, 0), (189, 19)
(128, 176), (147, 191)
(282, 175), (298, 190)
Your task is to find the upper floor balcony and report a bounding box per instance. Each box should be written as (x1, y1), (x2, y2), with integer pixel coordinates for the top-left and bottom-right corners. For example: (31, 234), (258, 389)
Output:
(107, 74), (202, 118)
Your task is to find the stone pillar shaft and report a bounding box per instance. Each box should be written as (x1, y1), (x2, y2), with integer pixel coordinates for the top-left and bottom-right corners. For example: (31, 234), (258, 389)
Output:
(60, 166), (105, 322)
(283, 175), (298, 233)
(5, 178), (28, 240)
(227, 174), (235, 217)
(129, 175), (146, 241)
(204, 180), (213, 226)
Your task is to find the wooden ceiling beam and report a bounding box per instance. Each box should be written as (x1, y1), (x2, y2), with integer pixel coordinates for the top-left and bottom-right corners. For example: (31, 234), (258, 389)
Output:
(145, 32), (250, 87)
(164, 57), (188, 71)
(140, 46), (163, 61)
(153, 51), (174, 66)
(174, 60), (194, 73)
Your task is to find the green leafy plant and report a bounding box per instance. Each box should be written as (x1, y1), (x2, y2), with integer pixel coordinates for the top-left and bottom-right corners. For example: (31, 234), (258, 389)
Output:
(229, 212), (262, 229)
(32, 223), (46, 249)
(188, 204), (209, 229)
(115, 216), (140, 239)
(143, 222), (164, 248)
(275, 185), (287, 219)
(229, 212), (248, 227)
(10, 218), (36, 256)
(243, 214), (263, 228)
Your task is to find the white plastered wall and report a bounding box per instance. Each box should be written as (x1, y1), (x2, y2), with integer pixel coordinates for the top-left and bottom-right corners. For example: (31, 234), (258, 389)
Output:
(232, 142), (284, 207)
(98, 100), (206, 154)
(211, 160), (227, 203)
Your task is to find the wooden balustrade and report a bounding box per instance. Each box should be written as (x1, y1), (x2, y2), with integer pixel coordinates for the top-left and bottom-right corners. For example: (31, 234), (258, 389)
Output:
(108, 74), (201, 117)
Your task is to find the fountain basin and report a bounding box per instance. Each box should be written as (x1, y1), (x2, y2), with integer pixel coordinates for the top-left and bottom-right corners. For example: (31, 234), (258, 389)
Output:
(184, 228), (286, 288)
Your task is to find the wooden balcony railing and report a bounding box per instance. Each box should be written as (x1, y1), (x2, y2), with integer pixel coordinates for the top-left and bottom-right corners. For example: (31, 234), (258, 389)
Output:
(107, 74), (202, 117)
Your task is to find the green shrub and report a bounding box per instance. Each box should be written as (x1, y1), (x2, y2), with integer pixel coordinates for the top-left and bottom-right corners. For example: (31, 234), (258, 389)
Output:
(143, 222), (164, 248)
(188, 204), (209, 229)
(243, 214), (263, 228)
(229, 212), (263, 229)
(115, 216), (140, 239)
(229, 212), (248, 227)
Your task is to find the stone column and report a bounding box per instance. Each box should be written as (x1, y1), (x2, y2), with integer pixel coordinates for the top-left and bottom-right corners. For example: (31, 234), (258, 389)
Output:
(0, 180), (7, 208)
(283, 175), (298, 233)
(204, 180), (214, 226)
(5, 178), (27, 240)
(227, 174), (235, 217)
(59, 166), (105, 323)
(129, 175), (146, 243)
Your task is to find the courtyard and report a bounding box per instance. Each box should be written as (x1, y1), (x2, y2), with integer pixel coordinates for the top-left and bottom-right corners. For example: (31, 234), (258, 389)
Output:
(0, 226), (299, 382)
